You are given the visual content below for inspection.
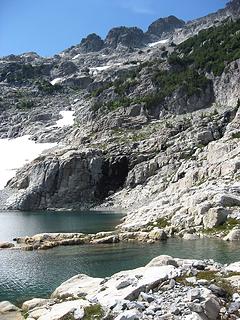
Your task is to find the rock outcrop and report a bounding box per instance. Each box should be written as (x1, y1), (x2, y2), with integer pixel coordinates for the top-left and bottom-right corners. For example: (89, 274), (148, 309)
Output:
(147, 15), (185, 38)
(6, 150), (129, 210)
(79, 33), (104, 53)
(105, 26), (147, 49)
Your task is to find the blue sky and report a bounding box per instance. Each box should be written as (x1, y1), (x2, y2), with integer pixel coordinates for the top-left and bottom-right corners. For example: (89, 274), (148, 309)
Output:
(0, 0), (227, 57)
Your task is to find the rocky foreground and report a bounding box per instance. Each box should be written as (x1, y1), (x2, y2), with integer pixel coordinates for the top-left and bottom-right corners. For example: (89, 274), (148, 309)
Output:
(2, 255), (240, 319)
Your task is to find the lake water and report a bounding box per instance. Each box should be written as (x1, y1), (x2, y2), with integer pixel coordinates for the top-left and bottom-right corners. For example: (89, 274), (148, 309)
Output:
(1, 211), (240, 305)
(0, 210), (123, 241)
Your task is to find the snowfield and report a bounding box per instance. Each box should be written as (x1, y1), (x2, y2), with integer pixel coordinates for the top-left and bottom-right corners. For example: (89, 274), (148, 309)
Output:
(148, 39), (169, 47)
(55, 110), (75, 127)
(0, 136), (56, 190)
(50, 78), (63, 85)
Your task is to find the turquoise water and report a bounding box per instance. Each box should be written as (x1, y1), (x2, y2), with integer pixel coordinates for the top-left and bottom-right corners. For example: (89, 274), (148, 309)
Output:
(1, 211), (240, 305)
(0, 210), (123, 241)
(1, 239), (240, 305)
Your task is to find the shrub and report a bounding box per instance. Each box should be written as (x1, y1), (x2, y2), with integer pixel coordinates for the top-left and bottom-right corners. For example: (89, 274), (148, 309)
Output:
(37, 80), (62, 94)
(17, 99), (35, 110)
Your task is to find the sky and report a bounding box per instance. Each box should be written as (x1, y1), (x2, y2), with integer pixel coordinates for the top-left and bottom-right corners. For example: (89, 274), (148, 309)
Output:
(0, 0), (228, 57)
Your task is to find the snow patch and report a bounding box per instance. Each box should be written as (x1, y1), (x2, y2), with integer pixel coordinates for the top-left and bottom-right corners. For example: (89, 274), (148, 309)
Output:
(55, 111), (75, 128)
(72, 54), (81, 60)
(90, 65), (111, 72)
(0, 136), (56, 190)
(148, 39), (169, 47)
(50, 78), (63, 85)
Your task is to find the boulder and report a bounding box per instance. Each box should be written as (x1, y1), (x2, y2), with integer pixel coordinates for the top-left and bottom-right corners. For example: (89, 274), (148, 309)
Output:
(52, 274), (103, 299)
(196, 130), (214, 145)
(224, 275), (240, 289)
(35, 300), (90, 320)
(115, 309), (141, 320)
(124, 104), (142, 117)
(146, 255), (178, 268)
(217, 194), (240, 207)
(202, 296), (221, 320)
(203, 207), (228, 229)
(0, 301), (19, 313)
(148, 228), (168, 241)
(94, 265), (175, 308)
(224, 229), (240, 241)
(183, 233), (199, 240)
(91, 235), (119, 244)
(0, 242), (14, 249)
(226, 261), (240, 273)
(187, 288), (200, 302)
(22, 298), (52, 311)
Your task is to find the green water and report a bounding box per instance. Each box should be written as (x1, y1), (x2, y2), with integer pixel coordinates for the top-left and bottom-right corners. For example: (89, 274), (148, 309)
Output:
(1, 239), (240, 305)
(0, 210), (123, 241)
(1, 211), (240, 305)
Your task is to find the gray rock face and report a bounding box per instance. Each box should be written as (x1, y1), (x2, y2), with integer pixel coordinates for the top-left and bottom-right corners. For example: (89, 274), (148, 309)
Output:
(79, 33), (104, 53)
(51, 61), (78, 77)
(105, 27), (147, 49)
(147, 15), (185, 37)
(7, 150), (129, 210)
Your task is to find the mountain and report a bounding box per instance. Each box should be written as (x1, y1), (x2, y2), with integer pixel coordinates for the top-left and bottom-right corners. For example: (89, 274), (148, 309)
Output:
(147, 15), (185, 37)
(0, 0), (240, 241)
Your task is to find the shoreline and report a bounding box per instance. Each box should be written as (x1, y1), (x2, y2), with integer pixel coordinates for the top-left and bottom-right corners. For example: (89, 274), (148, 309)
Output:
(2, 255), (240, 319)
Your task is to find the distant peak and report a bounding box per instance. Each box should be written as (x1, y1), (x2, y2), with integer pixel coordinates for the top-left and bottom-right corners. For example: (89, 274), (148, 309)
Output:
(79, 33), (104, 53)
(147, 15), (185, 37)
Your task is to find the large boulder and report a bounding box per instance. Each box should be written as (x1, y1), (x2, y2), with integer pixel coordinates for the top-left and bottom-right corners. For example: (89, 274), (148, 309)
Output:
(34, 300), (90, 320)
(203, 207), (228, 229)
(146, 255), (178, 267)
(148, 228), (168, 241)
(22, 298), (52, 312)
(224, 229), (240, 241)
(52, 274), (103, 299)
(0, 301), (19, 313)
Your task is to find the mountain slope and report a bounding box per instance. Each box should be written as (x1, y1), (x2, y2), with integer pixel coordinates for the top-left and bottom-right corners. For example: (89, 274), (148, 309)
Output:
(1, 0), (240, 238)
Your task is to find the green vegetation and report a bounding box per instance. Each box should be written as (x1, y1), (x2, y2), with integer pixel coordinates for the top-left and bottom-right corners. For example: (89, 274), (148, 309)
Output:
(83, 304), (104, 320)
(196, 271), (238, 299)
(176, 270), (240, 300)
(92, 19), (240, 113)
(17, 99), (35, 110)
(91, 82), (113, 97)
(172, 19), (240, 76)
(232, 132), (240, 139)
(5, 63), (46, 83)
(147, 218), (170, 229)
(203, 218), (240, 235)
(21, 311), (29, 319)
(37, 80), (62, 94)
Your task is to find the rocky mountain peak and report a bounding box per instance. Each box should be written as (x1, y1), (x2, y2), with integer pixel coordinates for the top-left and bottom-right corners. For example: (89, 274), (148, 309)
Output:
(147, 15), (185, 37)
(79, 33), (104, 53)
(105, 26), (146, 49)
(226, 0), (240, 12)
